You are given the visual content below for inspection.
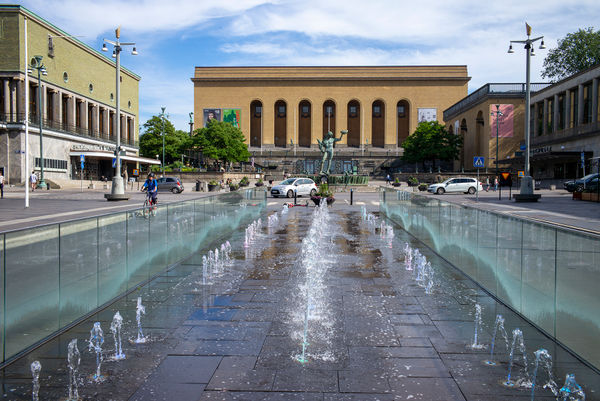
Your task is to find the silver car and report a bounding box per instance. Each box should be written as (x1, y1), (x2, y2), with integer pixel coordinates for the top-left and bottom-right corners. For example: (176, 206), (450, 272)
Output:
(428, 177), (483, 195)
(270, 177), (318, 198)
(156, 176), (184, 193)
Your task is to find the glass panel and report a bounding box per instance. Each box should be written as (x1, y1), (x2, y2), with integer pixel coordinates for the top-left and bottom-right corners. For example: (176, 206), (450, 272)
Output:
(4, 226), (60, 359)
(59, 219), (99, 327)
(148, 204), (168, 276)
(127, 209), (150, 287)
(476, 210), (497, 295)
(98, 214), (127, 305)
(495, 216), (522, 311)
(0, 233), (4, 362)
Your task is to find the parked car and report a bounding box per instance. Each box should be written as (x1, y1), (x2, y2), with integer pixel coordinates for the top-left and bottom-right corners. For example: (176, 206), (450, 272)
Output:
(428, 177), (483, 195)
(157, 176), (184, 193)
(563, 173), (599, 192)
(270, 177), (317, 198)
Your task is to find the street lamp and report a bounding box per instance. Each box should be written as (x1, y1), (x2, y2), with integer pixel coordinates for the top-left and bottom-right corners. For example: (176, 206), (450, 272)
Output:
(491, 104), (503, 200)
(160, 107), (166, 174)
(28, 55), (48, 189)
(508, 23), (545, 201)
(102, 27), (137, 201)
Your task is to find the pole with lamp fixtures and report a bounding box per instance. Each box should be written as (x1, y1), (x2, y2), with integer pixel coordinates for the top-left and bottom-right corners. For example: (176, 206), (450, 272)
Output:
(102, 27), (137, 200)
(28, 55), (48, 190)
(160, 107), (166, 174)
(491, 104), (503, 200)
(508, 22), (545, 201)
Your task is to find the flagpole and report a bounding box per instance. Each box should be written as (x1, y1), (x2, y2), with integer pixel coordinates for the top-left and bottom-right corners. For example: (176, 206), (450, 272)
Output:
(24, 16), (30, 208)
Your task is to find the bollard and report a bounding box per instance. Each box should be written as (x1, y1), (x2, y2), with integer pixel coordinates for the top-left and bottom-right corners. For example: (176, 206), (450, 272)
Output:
(350, 188), (353, 205)
(294, 189), (297, 205)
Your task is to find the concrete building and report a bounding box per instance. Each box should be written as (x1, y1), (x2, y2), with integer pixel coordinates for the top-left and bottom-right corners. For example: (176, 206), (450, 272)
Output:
(192, 66), (469, 174)
(529, 64), (600, 180)
(0, 5), (158, 185)
(443, 82), (549, 172)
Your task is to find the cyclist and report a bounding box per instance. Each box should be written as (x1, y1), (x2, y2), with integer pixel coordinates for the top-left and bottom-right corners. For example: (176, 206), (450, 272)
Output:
(141, 172), (158, 206)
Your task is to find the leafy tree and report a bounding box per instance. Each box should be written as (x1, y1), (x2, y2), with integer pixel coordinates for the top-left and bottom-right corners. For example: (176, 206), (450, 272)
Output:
(402, 121), (462, 169)
(541, 27), (600, 81)
(192, 119), (250, 165)
(139, 116), (191, 165)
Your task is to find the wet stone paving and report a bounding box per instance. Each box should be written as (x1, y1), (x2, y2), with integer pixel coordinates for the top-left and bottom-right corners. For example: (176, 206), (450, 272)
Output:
(1, 198), (599, 400)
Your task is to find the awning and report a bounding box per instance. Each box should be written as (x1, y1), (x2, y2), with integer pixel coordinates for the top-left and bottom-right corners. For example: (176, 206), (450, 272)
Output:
(69, 151), (161, 165)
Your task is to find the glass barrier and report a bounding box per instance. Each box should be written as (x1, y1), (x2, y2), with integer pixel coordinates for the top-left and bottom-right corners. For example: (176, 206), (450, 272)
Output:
(380, 187), (600, 370)
(0, 189), (266, 364)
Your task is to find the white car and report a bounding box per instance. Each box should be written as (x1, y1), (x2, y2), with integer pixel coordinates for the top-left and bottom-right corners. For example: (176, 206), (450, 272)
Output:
(428, 177), (483, 195)
(270, 177), (318, 198)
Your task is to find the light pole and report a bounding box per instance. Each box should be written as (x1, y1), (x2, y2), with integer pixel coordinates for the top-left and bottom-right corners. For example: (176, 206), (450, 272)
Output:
(508, 23), (545, 201)
(28, 55), (48, 189)
(491, 104), (503, 200)
(160, 107), (166, 174)
(102, 27), (137, 200)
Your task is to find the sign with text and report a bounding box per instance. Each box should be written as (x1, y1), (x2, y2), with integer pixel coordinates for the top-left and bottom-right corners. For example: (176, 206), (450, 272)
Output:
(490, 104), (514, 137)
(417, 108), (437, 123)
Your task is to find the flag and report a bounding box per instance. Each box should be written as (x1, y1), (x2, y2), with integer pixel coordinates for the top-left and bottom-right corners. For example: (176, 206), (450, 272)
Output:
(525, 23), (531, 36)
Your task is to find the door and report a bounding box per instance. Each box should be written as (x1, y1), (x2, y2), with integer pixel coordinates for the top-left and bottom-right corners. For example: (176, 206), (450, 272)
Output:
(445, 179), (459, 192)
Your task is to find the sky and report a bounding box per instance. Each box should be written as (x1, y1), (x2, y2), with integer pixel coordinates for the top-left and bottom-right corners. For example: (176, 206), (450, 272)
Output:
(9, 0), (600, 132)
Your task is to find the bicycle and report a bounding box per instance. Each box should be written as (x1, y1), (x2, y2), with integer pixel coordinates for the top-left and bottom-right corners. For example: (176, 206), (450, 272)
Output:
(142, 190), (157, 218)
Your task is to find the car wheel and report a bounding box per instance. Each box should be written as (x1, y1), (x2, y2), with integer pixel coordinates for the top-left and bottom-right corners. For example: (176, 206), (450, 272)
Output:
(287, 189), (294, 198)
(436, 187), (445, 195)
(468, 186), (476, 194)
(576, 184), (584, 192)
(310, 189), (317, 196)
(171, 187), (179, 194)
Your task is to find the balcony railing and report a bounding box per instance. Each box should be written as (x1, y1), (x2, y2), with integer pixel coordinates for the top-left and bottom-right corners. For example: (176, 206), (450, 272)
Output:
(531, 121), (600, 146)
(444, 83), (551, 121)
(0, 113), (139, 148)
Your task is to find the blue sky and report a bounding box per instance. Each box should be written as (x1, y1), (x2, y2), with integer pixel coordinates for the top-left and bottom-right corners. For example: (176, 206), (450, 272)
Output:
(9, 0), (600, 131)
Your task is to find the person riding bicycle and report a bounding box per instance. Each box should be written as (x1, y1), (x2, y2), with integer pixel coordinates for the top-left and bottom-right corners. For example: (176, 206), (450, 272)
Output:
(141, 172), (158, 205)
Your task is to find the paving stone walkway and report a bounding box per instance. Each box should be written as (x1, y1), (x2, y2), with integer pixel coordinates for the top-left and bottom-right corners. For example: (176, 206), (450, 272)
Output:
(1, 199), (598, 400)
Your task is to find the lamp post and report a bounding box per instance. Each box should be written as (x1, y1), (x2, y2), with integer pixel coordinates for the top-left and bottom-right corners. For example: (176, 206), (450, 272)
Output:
(102, 27), (137, 200)
(508, 23), (545, 201)
(160, 107), (166, 174)
(491, 104), (503, 200)
(28, 55), (48, 189)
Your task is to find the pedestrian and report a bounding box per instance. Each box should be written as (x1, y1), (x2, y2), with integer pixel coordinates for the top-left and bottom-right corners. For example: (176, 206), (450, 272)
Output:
(0, 171), (4, 198)
(494, 176), (499, 192)
(386, 174), (391, 185)
(30, 171), (37, 192)
(485, 177), (490, 192)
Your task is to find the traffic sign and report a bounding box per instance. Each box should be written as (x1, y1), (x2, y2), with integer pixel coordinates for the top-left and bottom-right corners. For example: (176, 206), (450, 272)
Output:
(112, 158), (117, 168)
(80, 154), (85, 162)
(518, 171), (524, 178)
(501, 172), (510, 180)
(133, 169), (139, 177)
(581, 151), (585, 168)
(520, 144), (526, 151)
(473, 156), (485, 168)
(80, 161), (84, 170)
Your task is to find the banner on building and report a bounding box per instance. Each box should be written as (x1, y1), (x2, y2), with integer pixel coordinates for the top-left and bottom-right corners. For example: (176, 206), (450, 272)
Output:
(203, 109), (222, 127)
(418, 108), (437, 122)
(490, 104), (514, 137)
(223, 108), (241, 128)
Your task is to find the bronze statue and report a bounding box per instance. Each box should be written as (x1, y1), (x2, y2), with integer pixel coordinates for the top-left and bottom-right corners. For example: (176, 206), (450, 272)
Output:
(317, 129), (347, 175)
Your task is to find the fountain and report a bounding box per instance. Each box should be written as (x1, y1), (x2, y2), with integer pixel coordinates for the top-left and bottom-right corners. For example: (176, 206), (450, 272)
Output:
(134, 297), (147, 343)
(503, 328), (531, 388)
(530, 349), (558, 400)
(360, 205), (367, 220)
(67, 339), (81, 400)
(484, 314), (509, 366)
(110, 311), (126, 360)
(404, 242), (413, 270)
(469, 304), (486, 350)
(88, 322), (104, 382)
(558, 374), (586, 400)
(30, 361), (41, 401)
(202, 255), (208, 285)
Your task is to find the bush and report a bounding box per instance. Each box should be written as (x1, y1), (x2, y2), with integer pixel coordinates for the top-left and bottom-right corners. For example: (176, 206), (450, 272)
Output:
(418, 183), (428, 191)
(408, 176), (419, 186)
(208, 179), (218, 186)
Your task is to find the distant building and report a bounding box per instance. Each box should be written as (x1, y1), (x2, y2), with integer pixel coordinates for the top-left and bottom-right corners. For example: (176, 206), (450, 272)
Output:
(443, 82), (550, 171)
(0, 5), (158, 185)
(192, 66), (470, 174)
(528, 63), (599, 180)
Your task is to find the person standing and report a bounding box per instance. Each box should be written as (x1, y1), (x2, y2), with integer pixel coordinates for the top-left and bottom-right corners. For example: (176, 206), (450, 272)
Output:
(386, 173), (391, 185)
(30, 171), (37, 192)
(0, 172), (4, 198)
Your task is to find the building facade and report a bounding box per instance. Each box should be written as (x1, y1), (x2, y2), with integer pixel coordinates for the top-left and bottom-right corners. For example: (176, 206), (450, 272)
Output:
(192, 66), (469, 174)
(529, 64), (600, 180)
(0, 5), (157, 185)
(443, 83), (550, 172)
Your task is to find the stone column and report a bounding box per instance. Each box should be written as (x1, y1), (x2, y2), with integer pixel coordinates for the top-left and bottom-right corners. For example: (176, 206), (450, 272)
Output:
(577, 84), (584, 125)
(3, 80), (10, 117)
(10, 80), (17, 121)
(542, 98), (548, 135)
(533, 102), (539, 136)
(16, 79), (25, 121)
(52, 90), (60, 126)
(66, 95), (75, 129)
(41, 85), (48, 120)
(553, 94), (559, 133)
(102, 108), (109, 138)
(80, 100), (88, 134)
(91, 104), (99, 137)
(592, 78), (598, 124)
(120, 114), (127, 144)
(564, 89), (571, 129)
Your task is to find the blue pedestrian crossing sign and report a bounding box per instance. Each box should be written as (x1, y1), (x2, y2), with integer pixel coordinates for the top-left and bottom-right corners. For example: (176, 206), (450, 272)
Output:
(112, 158), (117, 168)
(473, 156), (485, 168)
(80, 154), (85, 162)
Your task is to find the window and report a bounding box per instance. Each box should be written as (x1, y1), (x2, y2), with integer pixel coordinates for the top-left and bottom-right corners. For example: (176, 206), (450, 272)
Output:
(128, 100), (131, 108)
(166, 178), (175, 182)
(397, 106), (405, 117)
(63, 72), (68, 83)
(110, 93), (114, 101)
(278, 105), (286, 116)
(254, 106), (262, 117)
(325, 106), (333, 116)
(349, 106), (357, 117)
(89, 83), (94, 93)
(302, 105), (310, 114)
(35, 157), (67, 170)
(373, 105), (381, 117)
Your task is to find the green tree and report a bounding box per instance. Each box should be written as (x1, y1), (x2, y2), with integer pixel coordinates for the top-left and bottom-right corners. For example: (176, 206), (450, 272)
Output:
(541, 27), (600, 82)
(192, 119), (250, 165)
(402, 121), (462, 169)
(139, 116), (191, 165)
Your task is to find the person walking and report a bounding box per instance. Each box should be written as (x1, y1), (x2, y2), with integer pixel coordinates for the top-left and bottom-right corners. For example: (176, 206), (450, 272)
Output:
(30, 171), (37, 192)
(485, 177), (490, 192)
(0, 172), (4, 198)
(386, 173), (391, 185)
(494, 176), (499, 192)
